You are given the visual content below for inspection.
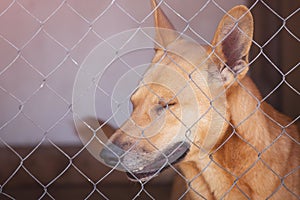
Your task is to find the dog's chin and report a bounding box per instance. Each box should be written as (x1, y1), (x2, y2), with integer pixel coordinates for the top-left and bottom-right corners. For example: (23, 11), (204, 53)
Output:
(126, 171), (158, 182)
(126, 142), (190, 182)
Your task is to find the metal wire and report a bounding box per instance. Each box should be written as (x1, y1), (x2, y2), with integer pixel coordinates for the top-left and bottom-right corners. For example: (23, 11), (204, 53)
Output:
(0, 0), (299, 199)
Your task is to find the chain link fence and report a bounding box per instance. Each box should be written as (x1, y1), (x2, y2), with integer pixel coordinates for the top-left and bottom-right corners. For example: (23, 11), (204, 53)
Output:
(0, 0), (299, 199)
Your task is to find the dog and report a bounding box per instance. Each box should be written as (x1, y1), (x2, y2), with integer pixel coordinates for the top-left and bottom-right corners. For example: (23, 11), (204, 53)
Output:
(100, 1), (299, 199)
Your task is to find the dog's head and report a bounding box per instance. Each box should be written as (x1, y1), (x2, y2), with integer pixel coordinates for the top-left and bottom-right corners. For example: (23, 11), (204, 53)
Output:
(100, 0), (253, 182)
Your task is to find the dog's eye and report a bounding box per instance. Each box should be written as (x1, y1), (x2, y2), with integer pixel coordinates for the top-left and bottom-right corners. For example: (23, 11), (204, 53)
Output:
(156, 101), (176, 115)
(163, 102), (176, 109)
(158, 100), (176, 109)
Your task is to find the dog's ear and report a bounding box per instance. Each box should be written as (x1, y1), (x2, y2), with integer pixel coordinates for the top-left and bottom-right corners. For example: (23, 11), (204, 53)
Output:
(211, 6), (253, 85)
(151, 0), (178, 49)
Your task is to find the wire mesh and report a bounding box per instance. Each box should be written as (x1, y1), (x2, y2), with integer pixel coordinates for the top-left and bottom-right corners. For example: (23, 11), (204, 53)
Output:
(0, 0), (299, 199)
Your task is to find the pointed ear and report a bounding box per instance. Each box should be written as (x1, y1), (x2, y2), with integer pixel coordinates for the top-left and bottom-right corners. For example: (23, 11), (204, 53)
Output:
(151, 0), (178, 49)
(211, 5), (254, 85)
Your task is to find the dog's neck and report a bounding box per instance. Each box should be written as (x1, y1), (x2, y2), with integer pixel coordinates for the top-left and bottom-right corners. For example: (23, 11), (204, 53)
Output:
(225, 76), (273, 151)
(179, 76), (281, 199)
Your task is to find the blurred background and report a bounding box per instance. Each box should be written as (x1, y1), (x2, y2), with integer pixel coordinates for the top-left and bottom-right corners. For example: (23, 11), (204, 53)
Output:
(0, 0), (298, 199)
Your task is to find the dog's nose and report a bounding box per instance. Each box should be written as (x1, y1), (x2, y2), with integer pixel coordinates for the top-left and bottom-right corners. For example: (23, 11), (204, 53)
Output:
(100, 144), (125, 166)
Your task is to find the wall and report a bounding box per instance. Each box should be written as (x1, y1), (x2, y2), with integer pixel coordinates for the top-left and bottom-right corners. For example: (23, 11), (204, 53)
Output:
(2, 0), (265, 147)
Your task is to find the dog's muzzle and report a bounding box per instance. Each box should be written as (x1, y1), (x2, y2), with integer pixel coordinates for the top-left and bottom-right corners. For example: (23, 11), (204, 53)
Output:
(100, 142), (190, 182)
(100, 143), (125, 167)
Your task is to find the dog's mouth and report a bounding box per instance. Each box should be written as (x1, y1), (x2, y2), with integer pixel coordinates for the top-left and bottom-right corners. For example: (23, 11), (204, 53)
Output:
(126, 142), (190, 182)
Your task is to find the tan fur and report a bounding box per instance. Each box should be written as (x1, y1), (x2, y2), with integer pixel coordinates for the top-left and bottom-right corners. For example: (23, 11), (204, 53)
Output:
(102, 1), (299, 199)
(182, 76), (299, 199)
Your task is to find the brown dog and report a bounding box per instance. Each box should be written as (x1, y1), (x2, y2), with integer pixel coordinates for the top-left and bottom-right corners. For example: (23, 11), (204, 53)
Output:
(100, 1), (299, 199)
